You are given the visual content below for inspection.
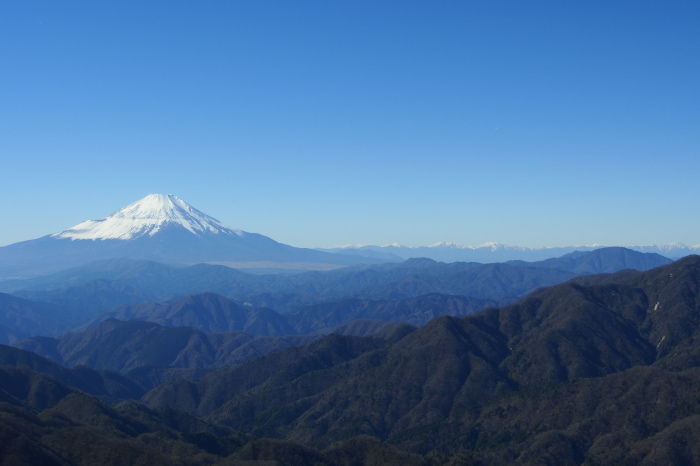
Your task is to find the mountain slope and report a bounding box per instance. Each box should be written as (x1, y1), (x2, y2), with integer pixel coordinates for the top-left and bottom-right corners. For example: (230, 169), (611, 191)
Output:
(0, 344), (144, 402)
(11, 279), (155, 321)
(289, 294), (495, 333)
(80, 292), (297, 336)
(0, 352), (245, 465)
(508, 246), (673, 274)
(15, 318), (317, 375)
(0, 293), (83, 344)
(0, 368), (426, 466)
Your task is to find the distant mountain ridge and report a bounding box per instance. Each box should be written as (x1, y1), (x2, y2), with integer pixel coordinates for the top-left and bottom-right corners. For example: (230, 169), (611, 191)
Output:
(321, 241), (699, 262)
(0, 247), (672, 345)
(507, 246), (673, 274)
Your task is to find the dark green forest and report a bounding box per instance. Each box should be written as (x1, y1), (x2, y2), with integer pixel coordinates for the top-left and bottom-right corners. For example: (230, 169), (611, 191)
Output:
(1, 251), (698, 464)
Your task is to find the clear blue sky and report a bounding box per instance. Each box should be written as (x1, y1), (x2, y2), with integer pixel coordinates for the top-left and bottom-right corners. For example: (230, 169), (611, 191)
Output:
(2, 1), (699, 249)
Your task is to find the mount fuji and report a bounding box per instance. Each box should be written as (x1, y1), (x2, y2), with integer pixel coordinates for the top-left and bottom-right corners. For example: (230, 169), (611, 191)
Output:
(52, 194), (243, 241)
(0, 194), (371, 277)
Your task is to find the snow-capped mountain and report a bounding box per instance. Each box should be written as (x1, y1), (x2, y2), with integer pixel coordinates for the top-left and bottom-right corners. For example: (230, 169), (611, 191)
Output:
(53, 194), (242, 240)
(0, 194), (370, 278)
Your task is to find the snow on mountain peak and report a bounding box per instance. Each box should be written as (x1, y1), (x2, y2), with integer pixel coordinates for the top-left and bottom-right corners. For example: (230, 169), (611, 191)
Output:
(53, 194), (243, 240)
(426, 241), (525, 251)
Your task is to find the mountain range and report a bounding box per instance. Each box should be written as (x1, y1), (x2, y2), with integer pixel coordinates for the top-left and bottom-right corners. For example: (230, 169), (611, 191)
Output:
(142, 255), (700, 463)
(0, 247), (672, 345)
(2, 256), (697, 463)
(320, 240), (700, 262)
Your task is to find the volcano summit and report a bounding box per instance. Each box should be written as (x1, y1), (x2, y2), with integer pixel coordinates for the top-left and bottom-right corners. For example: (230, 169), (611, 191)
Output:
(0, 194), (367, 277)
(53, 194), (243, 240)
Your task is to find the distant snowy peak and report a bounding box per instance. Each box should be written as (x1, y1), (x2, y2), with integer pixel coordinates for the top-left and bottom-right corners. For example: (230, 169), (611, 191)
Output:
(427, 241), (526, 251)
(53, 194), (243, 240)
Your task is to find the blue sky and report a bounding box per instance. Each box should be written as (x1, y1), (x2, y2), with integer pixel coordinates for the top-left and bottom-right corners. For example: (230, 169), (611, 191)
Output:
(2, 1), (699, 249)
